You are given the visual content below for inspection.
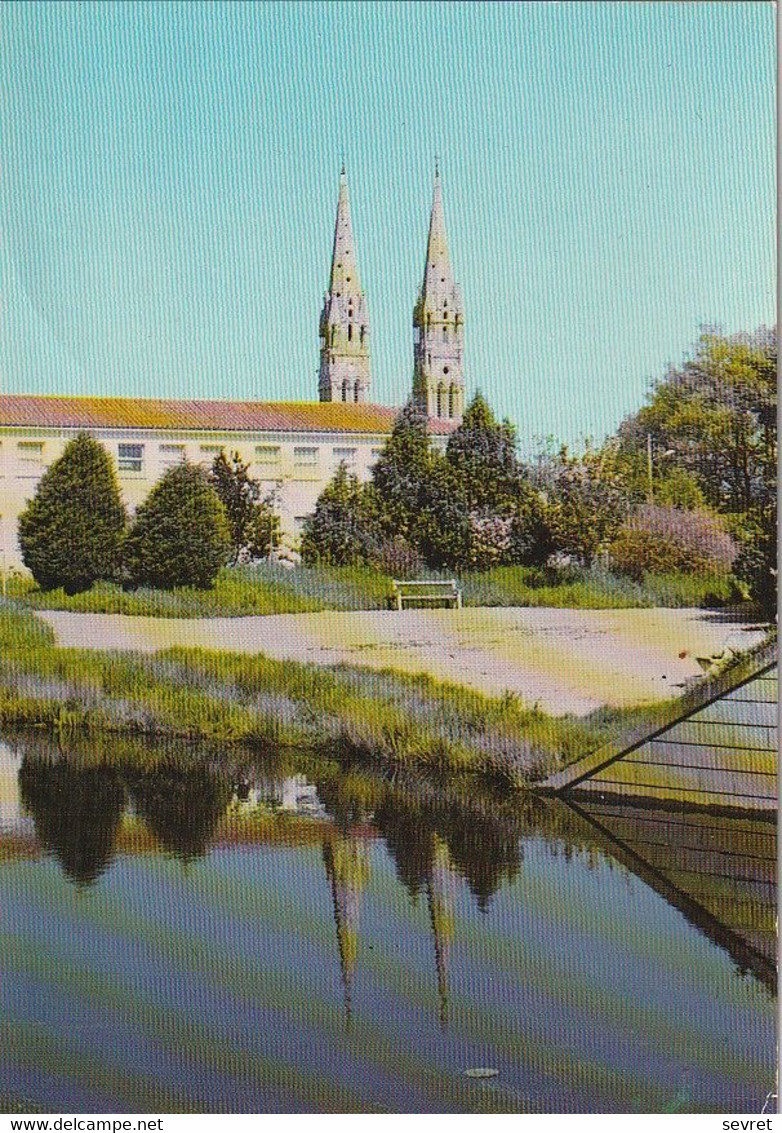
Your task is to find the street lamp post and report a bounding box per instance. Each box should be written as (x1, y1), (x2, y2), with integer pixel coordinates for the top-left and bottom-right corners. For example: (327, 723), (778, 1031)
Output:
(646, 434), (676, 501)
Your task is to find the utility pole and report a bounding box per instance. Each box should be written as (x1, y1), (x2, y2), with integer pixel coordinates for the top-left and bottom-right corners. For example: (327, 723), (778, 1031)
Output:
(647, 433), (654, 501)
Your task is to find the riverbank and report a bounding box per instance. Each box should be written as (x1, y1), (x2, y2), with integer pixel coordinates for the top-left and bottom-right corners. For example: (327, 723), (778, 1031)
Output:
(0, 606), (680, 785)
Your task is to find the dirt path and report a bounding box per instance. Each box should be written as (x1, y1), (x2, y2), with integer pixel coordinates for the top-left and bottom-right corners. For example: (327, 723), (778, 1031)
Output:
(36, 606), (767, 717)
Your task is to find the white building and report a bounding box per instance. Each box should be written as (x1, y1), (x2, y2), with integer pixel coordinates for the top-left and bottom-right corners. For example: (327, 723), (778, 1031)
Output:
(0, 170), (463, 568)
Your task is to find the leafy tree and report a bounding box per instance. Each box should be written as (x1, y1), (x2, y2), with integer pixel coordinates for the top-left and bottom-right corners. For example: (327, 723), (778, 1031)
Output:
(300, 463), (375, 566)
(209, 450), (279, 563)
(734, 501), (777, 616)
(18, 432), (126, 594)
(123, 463), (230, 589)
(534, 442), (630, 565)
(508, 484), (555, 566)
(618, 328), (777, 515)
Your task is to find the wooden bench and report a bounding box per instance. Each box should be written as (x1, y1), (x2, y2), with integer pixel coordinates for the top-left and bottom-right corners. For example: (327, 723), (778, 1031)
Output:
(389, 579), (463, 610)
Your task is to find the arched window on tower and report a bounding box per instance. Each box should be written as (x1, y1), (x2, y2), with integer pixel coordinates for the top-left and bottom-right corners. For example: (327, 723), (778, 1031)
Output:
(354, 380), (361, 403)
(342, 380), (349, 402)
(436, 383), (446, 418)
(449, 385), (458, 419)
(348, 323), (353, 342)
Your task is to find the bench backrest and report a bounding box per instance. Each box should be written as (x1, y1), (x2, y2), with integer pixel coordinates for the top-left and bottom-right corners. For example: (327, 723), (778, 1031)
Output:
(392, 579), (458, 591)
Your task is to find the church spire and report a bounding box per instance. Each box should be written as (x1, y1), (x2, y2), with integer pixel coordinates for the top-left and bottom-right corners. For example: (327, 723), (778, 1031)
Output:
(329, 166), (362, 292)
(319, 167), (371, 403)
(420, 164), (453, 300)
(413, 164), (465, 422)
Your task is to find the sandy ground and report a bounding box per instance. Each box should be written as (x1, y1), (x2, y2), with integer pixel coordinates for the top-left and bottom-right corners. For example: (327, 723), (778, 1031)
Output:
(36, 606), (768, 717)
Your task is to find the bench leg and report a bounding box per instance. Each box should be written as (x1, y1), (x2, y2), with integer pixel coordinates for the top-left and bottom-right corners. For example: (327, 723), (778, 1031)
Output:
(396, 594), (403, 611)
(456, 592), (463, 609)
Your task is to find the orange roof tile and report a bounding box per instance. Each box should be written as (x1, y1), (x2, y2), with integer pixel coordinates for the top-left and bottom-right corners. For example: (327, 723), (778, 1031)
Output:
(0, 395), (457, 436)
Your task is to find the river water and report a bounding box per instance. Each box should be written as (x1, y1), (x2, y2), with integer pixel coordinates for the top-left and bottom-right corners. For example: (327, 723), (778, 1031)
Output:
(0, 733), (775, 1114)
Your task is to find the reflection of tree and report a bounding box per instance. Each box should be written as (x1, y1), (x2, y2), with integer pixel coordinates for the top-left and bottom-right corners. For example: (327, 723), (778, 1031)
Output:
(372, 797), (436, 899)
(441, 805), (522, 913)
(322, 833), (369, 1030)
(128, 762), (231, 862)
(18, 757), (125, 886)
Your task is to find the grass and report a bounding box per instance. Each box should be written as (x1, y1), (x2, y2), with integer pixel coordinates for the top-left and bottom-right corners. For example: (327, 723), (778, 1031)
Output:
(5, 562), (748, 618)
(0, 605), (677, 785)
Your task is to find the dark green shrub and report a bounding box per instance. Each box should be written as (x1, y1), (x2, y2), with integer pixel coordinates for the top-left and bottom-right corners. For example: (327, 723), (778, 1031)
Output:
(18, 432), (126, 594)
(301, 463), (374, 566)
(123, 463), (231, 589)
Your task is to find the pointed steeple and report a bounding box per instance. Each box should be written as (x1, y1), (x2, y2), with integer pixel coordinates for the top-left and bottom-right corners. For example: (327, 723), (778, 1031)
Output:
(420, 164), (454, 302)
(319, 167), (371, 403)
(413, 164), (465, 422)
(328, 166), (362, 293)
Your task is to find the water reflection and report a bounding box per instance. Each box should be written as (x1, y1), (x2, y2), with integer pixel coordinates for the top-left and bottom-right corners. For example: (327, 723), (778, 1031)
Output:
(127, 763), (232, 863)
(18, 758), (125, 887)
(0, 729), (776, 1113)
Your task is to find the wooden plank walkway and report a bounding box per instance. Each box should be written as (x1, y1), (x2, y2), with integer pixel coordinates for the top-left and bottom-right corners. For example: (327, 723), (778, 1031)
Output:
(543, 644), (778, 812)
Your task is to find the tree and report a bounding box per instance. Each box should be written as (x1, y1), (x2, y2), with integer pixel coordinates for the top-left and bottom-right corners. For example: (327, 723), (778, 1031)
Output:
(122, 463), (231, 589)
(733, 501), (777, 616)
(370, 401), (433, 542)
(209, 450), (280, 563)
(618, 328), (777, 515)
(446, 391), (522, 515)
(300, 463), (374, 566)
(534, 442), (631, 565)
(18, 432), (126, 594)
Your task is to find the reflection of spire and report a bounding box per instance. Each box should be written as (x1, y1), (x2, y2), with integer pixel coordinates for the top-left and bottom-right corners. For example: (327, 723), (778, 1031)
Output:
(323, 833), (369, 1031)
(425, 835), (455, 1031)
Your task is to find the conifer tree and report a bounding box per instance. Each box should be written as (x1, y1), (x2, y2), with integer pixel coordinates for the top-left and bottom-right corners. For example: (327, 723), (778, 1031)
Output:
(18, 432), (126, 593)
(301, 462), (373, 565)
(123, 463), (230, 589)
(370, 401), (433, 541)
(209, 450), (279, 563)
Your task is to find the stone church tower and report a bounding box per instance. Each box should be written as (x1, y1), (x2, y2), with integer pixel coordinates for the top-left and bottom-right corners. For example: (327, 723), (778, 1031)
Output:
(413, 166), (464, 422)
(319, 167), (371, 403)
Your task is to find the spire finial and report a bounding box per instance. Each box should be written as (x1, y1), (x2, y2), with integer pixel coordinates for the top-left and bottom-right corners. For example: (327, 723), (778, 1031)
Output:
(340, 152), (346, 177)
(434, 153), (440, 179)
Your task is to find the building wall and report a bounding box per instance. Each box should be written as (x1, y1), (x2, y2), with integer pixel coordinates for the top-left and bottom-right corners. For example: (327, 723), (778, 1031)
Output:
(0, 425), (432, 570)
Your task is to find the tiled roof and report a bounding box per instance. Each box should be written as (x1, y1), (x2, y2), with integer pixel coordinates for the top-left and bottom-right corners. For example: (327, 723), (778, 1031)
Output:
(0, 395), (457, 436)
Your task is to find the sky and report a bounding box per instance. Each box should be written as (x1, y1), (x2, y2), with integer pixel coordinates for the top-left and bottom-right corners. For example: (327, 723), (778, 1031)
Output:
(0, 1), (775, 450)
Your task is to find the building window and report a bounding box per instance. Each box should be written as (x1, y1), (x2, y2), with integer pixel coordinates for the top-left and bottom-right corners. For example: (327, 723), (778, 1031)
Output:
(118, 443), (144, 473)
(294, 447), (318, 467)
(371, 447), (384, 459)
(200, 444), (224, 457)
(255, 445), (281, 466)
(293, 516), (308, 536)
(160, 444), (186, 468)
(333, 447), (357, 468)
(17, 441), (44, 468)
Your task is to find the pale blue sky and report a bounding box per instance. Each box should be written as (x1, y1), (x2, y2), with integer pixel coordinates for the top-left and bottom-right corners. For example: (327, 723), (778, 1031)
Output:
(0, 1), (775, 448)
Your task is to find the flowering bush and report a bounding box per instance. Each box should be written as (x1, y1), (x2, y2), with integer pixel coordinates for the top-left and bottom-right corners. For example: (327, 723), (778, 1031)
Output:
(468, 513), (513, 570)
(610, 504), (737, 580)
